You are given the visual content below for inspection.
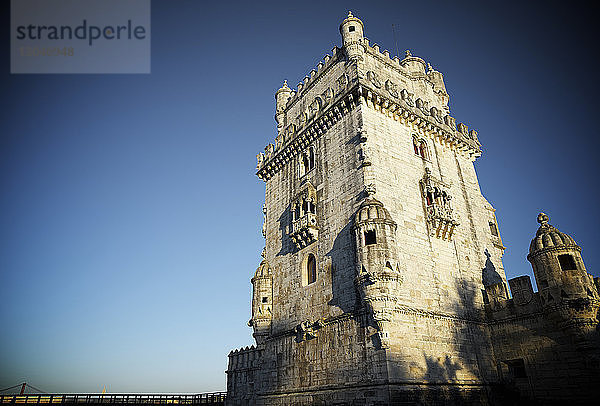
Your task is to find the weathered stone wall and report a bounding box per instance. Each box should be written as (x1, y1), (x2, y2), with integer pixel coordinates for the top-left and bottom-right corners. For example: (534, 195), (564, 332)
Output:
(227, 12), (599, 406)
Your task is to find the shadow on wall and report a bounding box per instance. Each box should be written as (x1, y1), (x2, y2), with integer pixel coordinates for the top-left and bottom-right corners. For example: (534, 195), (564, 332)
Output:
(325, 221), (357, 315)
(411, 278), (496, 405)
(276, 203), (294, 257)
(482, 248), (503, 287)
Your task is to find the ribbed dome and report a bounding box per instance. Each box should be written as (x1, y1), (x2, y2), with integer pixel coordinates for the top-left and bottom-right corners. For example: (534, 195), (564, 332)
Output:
(529, 213), (579, 256)
(356, 197), (394, 223)
(253, 260), (271, 279)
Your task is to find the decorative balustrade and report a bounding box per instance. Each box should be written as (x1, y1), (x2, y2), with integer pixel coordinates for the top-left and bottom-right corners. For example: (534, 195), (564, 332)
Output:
(290, 213), (318, 249)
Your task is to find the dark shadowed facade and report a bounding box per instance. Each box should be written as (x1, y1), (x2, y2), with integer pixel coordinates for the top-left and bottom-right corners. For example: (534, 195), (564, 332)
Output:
(225, 13), (600, 405)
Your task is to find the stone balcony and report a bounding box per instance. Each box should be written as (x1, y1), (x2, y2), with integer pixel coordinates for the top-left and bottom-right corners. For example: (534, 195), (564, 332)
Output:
(425, 203), (458, 241)
(290, 213), (318, 249)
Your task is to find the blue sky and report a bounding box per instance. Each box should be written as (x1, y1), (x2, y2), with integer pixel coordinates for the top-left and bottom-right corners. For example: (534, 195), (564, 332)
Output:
(1, 0), (598, 394)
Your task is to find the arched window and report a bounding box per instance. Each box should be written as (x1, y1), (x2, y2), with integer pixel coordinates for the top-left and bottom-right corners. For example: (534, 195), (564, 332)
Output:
(419, 140), (428, 159)
(426, 191), (433, 206)
(302, 155), (309, 176)
(299, 147), (315, 177)
(307, 254), (317, 285)
(413, 137), (419, 155)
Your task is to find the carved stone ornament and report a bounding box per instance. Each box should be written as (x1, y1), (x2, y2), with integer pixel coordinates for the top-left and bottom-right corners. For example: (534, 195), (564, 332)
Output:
(336, 73), (349, 95)
(367, 71), (382, 88)
(321, 87), (334, 105)
(400, 89), (415, 107)
(294, 319), (325, 342)
(385, 79), (399, 98)
(420, 168), (458, 241)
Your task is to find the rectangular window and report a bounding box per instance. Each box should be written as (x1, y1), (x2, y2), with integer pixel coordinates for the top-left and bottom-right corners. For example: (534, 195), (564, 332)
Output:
(505, 359), (527, 378)
(489, 221), (499, 237)
(262, 297), (268, 303)
(364, 230), (376, 245)
(558, 254), (577, 271)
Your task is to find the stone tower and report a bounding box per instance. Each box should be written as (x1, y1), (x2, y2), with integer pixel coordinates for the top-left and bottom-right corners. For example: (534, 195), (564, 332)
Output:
(226, 12), (599, 405)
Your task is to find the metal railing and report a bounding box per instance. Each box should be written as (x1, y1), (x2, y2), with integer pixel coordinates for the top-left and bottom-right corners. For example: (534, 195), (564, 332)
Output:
(0, 393), (226, 405)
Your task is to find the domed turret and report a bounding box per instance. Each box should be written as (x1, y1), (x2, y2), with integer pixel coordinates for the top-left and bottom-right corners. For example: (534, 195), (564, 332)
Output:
(400, 49), (427, 76)
(339, 11), (365, 61)
(250, 260), (273, 345)
(353, 185), (402, 349)
(275, 80), (292, 133)
(527, 213), (598, 310)
(528, 212), (579, 256)
(427, 63), (449, 110)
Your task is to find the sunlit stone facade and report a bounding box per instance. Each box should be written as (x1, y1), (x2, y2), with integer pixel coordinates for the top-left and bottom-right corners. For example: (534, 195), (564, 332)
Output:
(226, 13), (599, 405)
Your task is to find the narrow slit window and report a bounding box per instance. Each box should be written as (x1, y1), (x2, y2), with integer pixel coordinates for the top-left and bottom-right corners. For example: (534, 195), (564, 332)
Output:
(307, 254), (317, 285)
(413, 137), (419, 155)
(364, 230), (376, 245)
(489, 221), (499, 237)
(419, 141), (428, 159)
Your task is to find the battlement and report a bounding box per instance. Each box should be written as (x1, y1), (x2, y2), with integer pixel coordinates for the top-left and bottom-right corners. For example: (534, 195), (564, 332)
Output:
(226, 345), (263, 372)
(283, 47), (342, 112)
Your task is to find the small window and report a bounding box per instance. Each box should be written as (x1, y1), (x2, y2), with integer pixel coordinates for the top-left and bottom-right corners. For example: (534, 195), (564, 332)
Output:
(348, 26), (355, 32)
(364, 230), (376, 245)
(426, 191), (433, 206)
(489, 221), (499, 237)
(419, 140), (428, 159)
(262, 297), (268, 303)
(505, 359), (527, 379)
(307, 254), (317, 285)
(558, 254), (577, 271)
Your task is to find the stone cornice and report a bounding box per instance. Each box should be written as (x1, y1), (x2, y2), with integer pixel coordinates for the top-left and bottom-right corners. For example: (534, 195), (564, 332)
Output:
(257, 86), (359, 182)
(257, 83), (482, 182)
(356, 81), (481, 157)
(527, 244), (581, 261)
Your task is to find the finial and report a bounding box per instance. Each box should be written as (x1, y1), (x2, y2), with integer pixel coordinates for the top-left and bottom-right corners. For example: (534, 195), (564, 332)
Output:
(427, 63), (434, 73)
(348, 11), (353, 18)
(405, 49), (412, 58)
(365, 183), (376, 197)
(537, 212), (549, 225)
(283, 79), (288, 87)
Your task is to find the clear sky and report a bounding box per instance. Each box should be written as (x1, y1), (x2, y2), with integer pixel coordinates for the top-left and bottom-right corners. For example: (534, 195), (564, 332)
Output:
(1, 0), (598, 394)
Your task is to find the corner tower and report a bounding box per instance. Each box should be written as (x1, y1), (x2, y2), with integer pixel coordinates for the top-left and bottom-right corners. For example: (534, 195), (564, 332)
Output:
(228, 13), (510, 405)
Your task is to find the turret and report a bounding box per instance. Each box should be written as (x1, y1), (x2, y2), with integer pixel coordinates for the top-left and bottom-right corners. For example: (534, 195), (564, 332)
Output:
(400, 49), (427, 76)
(427, 64), (449, 111)
(275, 80), (292, 134)
(249, 260), (272, 345)
(339, 11), (365, 61)
(353, 185), (402, 348)
(527, 213), (599, 333)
